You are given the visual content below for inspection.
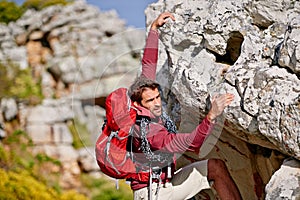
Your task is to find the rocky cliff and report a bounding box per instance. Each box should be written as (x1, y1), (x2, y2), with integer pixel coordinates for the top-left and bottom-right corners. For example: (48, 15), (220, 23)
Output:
(144, 0), (300, 199)
(0, 0), (299, 199)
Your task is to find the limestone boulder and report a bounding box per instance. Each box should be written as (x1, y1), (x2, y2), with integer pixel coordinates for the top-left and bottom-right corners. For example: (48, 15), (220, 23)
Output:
(265, 158), (300, 200)
(146, 0), (300, 199)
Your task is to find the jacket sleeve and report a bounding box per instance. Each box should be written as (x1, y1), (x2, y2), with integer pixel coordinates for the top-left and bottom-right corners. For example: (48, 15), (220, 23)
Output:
(141, 29), (159, 80)
(147, 117), (214, 153)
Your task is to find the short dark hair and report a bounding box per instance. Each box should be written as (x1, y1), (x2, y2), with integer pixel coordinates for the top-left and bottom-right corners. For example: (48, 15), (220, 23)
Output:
(128, 76), (160, 104)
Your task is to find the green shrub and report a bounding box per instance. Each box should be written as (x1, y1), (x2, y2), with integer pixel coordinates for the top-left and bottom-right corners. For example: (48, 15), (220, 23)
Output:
(68, 118), (92, 149)
(0, 63), (43, 104)
(1, 115), (132, 200)
(60, 190), (88, 200)
(81, 174), (133, 200)
(0, 0), (74, 25)
(9, 68), (43, 100)
(0, 168), (88, 200)
(22, 0), (73, 10)
(0, 129), (88, 199)
(0, 130), (33, 170)
(0, 0), (24, 24)
(0, 62), (14, 98)
(0, 168), (57, 200)
(35, 153), (61, 166)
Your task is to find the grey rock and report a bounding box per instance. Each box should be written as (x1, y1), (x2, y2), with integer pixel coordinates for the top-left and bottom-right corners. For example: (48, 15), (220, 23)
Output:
(77, 147), (99, 172)
(265, 158), (300, 200)
(1, 98), (18, 121)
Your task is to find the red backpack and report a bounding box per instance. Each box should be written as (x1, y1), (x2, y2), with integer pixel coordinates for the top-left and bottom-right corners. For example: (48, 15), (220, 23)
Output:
(95, 88), (150, 182)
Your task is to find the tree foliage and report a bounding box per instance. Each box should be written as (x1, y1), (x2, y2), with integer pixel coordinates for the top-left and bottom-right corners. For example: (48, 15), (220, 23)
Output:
(22, 0), (74, 10)
(0, 0), (24, 24)
(0, 0), (74, 24)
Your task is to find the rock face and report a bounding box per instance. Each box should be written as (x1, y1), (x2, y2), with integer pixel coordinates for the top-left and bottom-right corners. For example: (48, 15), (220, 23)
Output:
(25, 99), (81, 188)
(145, 0), (300, 199)
(2, 0), (146, 99)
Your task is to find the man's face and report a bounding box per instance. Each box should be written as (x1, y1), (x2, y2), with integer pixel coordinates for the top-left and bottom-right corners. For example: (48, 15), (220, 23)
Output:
(140, 87), (162, 117)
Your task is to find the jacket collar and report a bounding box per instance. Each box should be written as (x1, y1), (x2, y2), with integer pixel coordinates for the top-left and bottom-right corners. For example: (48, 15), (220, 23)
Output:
(133, 104), (157, 120)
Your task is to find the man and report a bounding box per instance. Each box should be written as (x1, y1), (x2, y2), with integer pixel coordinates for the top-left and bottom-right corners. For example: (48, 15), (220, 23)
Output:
(128, 12), (241, 200)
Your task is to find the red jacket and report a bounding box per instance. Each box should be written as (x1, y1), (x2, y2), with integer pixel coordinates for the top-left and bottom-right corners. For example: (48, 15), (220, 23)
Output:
(130, 30), (213, 190)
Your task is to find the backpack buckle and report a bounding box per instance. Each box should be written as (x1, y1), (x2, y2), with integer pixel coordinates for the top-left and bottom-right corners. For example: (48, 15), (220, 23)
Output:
(102, 119), (107, 131)
(151, 166), (162, 180)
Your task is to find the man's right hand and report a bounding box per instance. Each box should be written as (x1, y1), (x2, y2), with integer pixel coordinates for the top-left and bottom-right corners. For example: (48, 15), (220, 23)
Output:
(207, 94), (235, 122)
(151, 12), (175, 30)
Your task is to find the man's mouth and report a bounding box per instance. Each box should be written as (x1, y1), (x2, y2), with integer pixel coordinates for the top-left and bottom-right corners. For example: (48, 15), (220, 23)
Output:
(154, 107), (161, 112)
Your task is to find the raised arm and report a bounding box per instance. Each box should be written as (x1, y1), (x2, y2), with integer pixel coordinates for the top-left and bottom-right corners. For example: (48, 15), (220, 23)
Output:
(141, 12), (175, 80)
(148, 93), (235, 153)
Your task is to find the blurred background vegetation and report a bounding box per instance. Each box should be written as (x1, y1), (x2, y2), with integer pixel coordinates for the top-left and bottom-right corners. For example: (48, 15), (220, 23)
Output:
(0, 130), (87, 200)
(0, 0), (134, 199)
(0, 128), (133, 200)
(0, 62), (43, 104)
